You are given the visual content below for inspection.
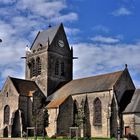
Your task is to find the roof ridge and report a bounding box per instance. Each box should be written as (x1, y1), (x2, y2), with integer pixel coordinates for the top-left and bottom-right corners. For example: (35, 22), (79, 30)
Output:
(30, 23), (62, 50)
(73, 70), (123, 81)
(47, 69), (124, 101)
(9, 76), (35, 83)
(40, 23), (61, 33)
(123, 89), (140, 113)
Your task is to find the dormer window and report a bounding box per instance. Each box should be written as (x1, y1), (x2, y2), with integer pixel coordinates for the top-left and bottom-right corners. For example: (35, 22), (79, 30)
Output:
(39, 43), (43, 47)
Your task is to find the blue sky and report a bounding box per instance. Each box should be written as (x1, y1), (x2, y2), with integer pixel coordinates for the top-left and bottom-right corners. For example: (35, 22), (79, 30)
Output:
(0, 0), (140, 89)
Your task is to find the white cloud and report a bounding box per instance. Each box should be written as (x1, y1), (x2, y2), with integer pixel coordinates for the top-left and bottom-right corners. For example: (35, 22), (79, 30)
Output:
(50, 12), (78, 23)
(0, 0), (16, 4)
(15, 0), (78, 23)
(112, 7), (132, 16)
(73, 42), (140, 88)
(91, 35), (120, 44)
(65, 27), (80, 36)
(0, 0), (79, 89)
(92, 25), (110, 33)
(17, 0), (66, 18)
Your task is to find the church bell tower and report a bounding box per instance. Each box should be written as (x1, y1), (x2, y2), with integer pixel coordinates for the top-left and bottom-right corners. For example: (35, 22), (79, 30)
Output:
(25, 23), (73, 97)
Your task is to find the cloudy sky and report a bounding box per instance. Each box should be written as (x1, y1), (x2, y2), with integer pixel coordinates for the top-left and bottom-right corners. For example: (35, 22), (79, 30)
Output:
(0, 0), (140, 89)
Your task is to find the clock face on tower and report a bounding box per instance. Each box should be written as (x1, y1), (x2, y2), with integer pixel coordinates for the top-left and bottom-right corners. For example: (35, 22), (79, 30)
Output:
(58, 39), (64, 47)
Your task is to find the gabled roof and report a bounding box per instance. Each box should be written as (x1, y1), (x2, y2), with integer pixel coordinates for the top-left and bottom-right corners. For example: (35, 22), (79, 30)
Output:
(30, 23), (62, 50)
(123, 89), (140, 114)
(47, 70), (123, 101)
(10, 77), (40, 96)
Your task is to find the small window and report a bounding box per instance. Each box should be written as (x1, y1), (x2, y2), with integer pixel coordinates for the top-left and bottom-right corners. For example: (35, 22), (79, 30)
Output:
(93, 98), (102, 125)
(55, 61), (59, 75)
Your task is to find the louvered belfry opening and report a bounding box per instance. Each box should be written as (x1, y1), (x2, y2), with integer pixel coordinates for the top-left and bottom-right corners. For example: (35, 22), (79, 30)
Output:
(55, 61), (59, 75)
(36, 57), (41, 76)
(30, 57), (42, 78)
(30, 59), (36, 77)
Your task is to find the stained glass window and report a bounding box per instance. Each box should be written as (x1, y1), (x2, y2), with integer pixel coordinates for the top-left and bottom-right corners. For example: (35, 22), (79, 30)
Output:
(93, 98), (102, 125)
(4, 105), (10, 124)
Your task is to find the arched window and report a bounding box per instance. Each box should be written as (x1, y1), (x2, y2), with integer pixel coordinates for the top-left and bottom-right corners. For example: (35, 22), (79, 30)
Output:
(55, 61), (59, 75)
(4, 105), (10, 124)
(30, 59), (36, 77)
(61, 62), (65, 76)
(93, 98), (102, 125)
(36, 57), (41, 76)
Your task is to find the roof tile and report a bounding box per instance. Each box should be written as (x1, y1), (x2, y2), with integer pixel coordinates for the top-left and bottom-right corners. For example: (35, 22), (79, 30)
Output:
(10, 77), (39, 96)
(47, 70), (123, 101)
(123, 89), (140, 113)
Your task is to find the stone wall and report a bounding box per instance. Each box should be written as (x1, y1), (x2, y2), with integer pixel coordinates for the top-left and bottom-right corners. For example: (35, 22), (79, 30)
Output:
(134, 113), (140, 138)
(46, 90), (120, 138)
(123, 113), (140, 138)
(72, 91), (113, 138)
(46, 108), (58, 137)
(26, 49), (48, 96)
(19, 96), (28, 128)
(32, 91), (45, 135)
(123, 114), (135, 136)
(57, 96), (73, 136)
(0, 78), (19, 137)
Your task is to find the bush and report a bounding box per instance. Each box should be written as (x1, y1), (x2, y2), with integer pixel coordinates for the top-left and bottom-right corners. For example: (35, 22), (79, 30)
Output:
(126, 133), (138, 140)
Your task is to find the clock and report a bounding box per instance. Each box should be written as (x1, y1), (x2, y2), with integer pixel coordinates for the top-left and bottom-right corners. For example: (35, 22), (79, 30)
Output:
(58, 40), (64, 47)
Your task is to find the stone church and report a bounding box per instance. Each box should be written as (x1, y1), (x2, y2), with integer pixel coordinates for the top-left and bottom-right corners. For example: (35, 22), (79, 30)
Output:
(0, 23), (139, 138)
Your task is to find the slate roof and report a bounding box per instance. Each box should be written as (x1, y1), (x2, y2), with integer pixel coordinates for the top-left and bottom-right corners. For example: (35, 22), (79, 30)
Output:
(47, 96), (67, 109)
(123, 89), (140, 113)
(10, 77), (40, 96)
(31, 24), (62, 49)
(47, 70), (123, 102)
